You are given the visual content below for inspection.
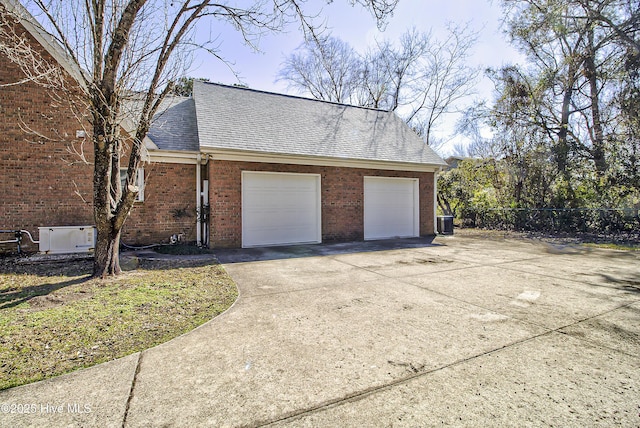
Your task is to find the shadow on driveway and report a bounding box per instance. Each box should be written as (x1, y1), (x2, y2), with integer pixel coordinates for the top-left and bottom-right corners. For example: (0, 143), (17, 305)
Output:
(214, 236), (440, 263)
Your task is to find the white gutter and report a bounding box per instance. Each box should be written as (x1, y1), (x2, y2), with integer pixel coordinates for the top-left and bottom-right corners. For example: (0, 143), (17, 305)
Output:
(434, 169), (439, 235)
(203, 148), (446, 173)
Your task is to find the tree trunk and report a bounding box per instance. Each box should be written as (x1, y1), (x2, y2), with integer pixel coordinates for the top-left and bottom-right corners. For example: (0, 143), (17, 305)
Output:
(91, 107), (136, 278)
(556, 75), (574, 175)
(93, 228), (122, 278)
(554, 63), (578, 206)
(92, 169), (137, 278)
(585, 25), (607, 175)
(92, 121), (116, 278)
(437, 194), (453, 216)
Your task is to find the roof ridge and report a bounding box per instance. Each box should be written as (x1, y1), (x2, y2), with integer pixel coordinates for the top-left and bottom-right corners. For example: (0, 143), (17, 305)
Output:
(195, 80), (391, 113)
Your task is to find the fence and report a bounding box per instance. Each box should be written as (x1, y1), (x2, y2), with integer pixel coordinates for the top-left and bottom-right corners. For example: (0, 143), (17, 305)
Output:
(462, 208), (640, 234)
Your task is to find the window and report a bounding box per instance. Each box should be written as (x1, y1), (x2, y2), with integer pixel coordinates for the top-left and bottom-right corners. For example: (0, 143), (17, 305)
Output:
(119, 168), (144, 202)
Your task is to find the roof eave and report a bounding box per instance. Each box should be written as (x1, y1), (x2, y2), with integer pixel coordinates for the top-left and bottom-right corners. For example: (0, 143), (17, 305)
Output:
(2, 0), (88, 89)
(201, 147), (445, 172)
(147, 149), (200, 164)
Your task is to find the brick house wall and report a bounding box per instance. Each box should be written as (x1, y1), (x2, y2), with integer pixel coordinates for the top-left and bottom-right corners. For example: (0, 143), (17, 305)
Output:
(0, 11), (94, 252)
(208, 160), (435, 247)
(122, 162), (197, 245)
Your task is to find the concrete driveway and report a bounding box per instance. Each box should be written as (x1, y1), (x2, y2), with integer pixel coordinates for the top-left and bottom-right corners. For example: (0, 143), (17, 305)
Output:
(2, 234), (639, 427)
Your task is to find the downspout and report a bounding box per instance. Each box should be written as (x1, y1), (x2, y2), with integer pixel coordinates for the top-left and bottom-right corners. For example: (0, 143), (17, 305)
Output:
(196, 154), (202, 246)
(202, 155), (209, 247)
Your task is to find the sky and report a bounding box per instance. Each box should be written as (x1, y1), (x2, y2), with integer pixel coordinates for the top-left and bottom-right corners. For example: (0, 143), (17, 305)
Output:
(187, 0), (525, 155)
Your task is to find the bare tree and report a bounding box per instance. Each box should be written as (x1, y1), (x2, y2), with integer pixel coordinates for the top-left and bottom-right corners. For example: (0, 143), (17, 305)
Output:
(407, 23), (480, 147)
(2, 0), (397, 277)
(372, 28), (432, 112)
(278, 35), (361, 103)
(0, 10), (64, 88)
(278, 24), (480, 147)
(357, 45), (391, 108)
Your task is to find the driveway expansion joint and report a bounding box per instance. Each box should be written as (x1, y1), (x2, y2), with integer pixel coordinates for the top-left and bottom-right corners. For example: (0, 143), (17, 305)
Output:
(121, 351), (143, 428)
(556, 300), (640, 360)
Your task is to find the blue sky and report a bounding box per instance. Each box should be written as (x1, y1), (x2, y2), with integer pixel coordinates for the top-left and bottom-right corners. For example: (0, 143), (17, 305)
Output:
(187, 0), (523, 154)
(190, 0), (522, 90)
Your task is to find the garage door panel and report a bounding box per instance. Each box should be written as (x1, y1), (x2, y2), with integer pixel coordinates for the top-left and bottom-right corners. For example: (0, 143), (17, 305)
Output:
(242, 172), (321, 247)
(364, 177), (419, 240)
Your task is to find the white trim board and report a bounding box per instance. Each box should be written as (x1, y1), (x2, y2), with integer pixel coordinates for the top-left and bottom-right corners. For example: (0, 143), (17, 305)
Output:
(204, 148), (442, 172)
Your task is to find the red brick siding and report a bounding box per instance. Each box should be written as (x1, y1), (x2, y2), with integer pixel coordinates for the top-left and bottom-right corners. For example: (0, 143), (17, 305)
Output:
(0, 11), (196, 251)
(0, 13), (93, 252)
(122, 163), (197, 245)
(208, 160), (435, 248)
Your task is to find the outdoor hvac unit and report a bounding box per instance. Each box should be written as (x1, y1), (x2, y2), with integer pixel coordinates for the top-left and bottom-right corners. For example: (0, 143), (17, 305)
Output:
(38, 226), (96, 254)
(437, 216), (454, 235)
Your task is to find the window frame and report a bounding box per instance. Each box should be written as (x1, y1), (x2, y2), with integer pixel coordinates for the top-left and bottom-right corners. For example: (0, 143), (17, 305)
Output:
(119, 167), (144, 202)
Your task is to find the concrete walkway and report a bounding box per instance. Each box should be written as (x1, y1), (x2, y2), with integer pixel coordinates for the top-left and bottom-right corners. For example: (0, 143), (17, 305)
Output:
(1, 234), (639, 427)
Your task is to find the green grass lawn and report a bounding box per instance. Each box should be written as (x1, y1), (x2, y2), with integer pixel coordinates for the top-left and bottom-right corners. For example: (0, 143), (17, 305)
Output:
(0, 256), (237, 390)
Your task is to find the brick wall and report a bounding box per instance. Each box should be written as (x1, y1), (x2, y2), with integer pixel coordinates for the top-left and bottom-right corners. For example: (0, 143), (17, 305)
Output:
(122, 163), (197, 245)
(0, 11), (93, 252)
(208, 160), (435, 248)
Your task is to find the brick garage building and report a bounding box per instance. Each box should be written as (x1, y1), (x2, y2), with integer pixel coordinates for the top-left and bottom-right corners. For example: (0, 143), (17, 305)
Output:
(208, 161), (436, 248)
(193, 82), (446, 248)
(1, 2), (446, 251)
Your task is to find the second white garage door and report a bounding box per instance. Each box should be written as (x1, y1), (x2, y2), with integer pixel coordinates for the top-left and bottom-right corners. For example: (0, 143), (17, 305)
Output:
(242, 172), (321, 247)
(364, 176), (419, 240)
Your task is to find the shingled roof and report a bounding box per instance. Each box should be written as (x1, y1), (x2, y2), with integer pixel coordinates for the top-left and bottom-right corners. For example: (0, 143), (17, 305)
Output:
(147, 97), (199, 152)
(193, 81), (446, 168)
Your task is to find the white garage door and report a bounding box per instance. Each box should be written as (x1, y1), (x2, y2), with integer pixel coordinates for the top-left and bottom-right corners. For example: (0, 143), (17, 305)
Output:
(364, 176), (419, 240)
(242, 172), (321, 247)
